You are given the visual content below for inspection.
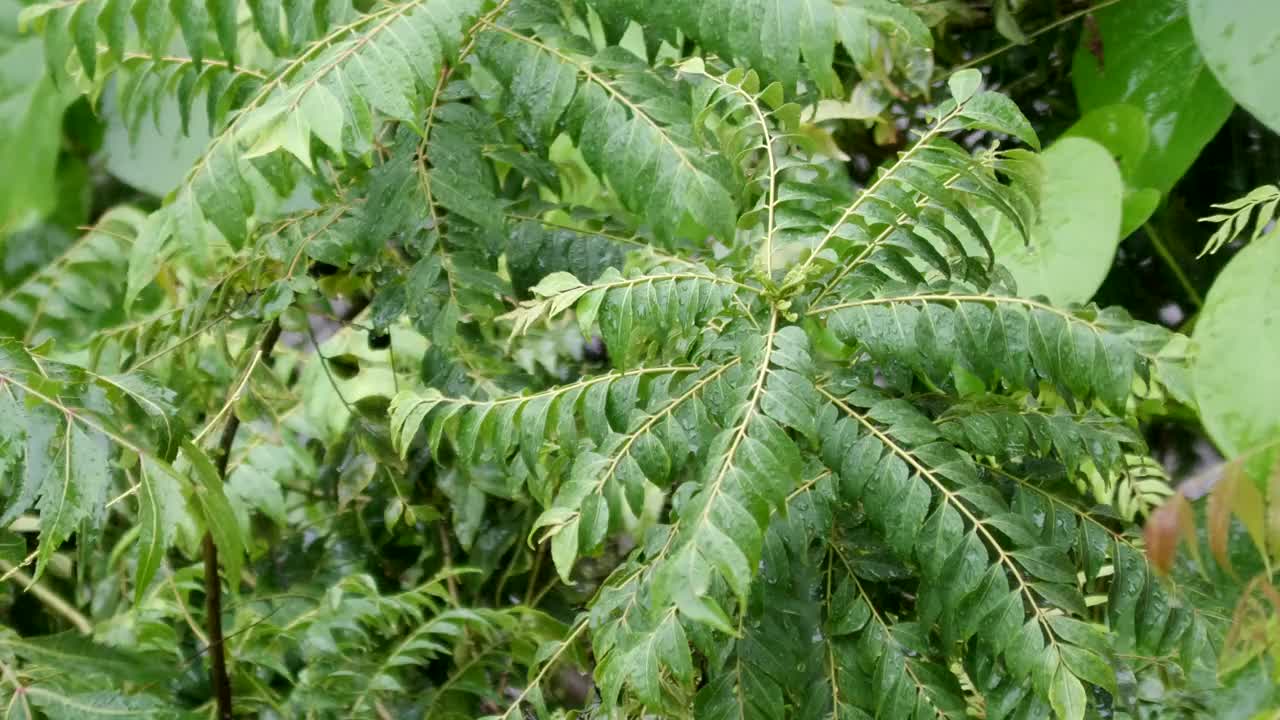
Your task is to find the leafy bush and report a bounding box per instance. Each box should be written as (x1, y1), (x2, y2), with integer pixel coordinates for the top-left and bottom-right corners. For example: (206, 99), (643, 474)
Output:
(1, 0), (1279, 718)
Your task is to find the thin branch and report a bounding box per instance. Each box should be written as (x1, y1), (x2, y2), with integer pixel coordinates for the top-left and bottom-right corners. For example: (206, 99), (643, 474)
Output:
(202, 320), (283, 720)
(1144, 222), (1204, 309)
(497, 619), (588, 719)
(941, 0), (1126, 77)
(0, 561), (92, 634)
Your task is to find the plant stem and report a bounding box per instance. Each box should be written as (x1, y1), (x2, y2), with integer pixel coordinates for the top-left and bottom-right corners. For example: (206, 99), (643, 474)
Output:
(0, 561), (92, 634)
(1145, 223), (1204, 309)
(943, 0), (1125, 76)
(203, 319), (282, 720)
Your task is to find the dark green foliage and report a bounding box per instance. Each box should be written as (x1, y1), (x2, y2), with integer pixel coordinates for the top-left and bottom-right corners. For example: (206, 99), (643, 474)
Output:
(0, 1), (1239, 718)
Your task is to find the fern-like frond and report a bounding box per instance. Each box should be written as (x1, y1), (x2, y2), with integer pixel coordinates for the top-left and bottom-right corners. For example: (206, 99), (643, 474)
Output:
(823, 552), (969, 719)
(816, 387), (1113, 718)
(0, 341), (189, 588)
(0, 208), (142, 344)
(785, 88), (1041, 297)
(935, 399), (1172, 518)
(582, 0), (932, 95)
(389, 364), (699, 465)
(578, 324), (816, 711)
(811, 285), (1177, 413)
(1198, 183), (1279, 256)
(121, 0), (484, 296)
(106, 52), (269, 141)
(655, 320), (808, 620)
(989, 464), (1218, 664)
(695, 486), (824, 718)
(476, 16), (737, 244)
(938, 399), (1141, 471)
(679, 60), (807, 278)
(349, 607), (501, 715)
(530, 360), (739, 580)
(244, 573), (509, 716)
(501, 266), (741, 366)
(21, 0), (360, 78)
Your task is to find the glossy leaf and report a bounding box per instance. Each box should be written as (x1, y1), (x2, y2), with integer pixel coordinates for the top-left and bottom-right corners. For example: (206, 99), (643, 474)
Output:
(1072, 0), (1234, 193)
(1189, 0), (1280, 136)
(983, 137), (1124, 304)
(1194, 231), (1280, 473)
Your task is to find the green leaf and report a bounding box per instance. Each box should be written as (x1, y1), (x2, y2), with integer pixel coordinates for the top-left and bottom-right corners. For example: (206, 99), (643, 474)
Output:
(35, 423), (110, 580)
(953, 92), (1040, 150)
(551, 517), (580, 584)
(1061, 104), (1159, 237)
(948, 69), (981, 104)
(1058, 644), (1117, 695)
(983, 137), (1123, 304)
(1062, 104), (1150, 178)
(1050, 663), (1086, 720)
(170, 0), (210, 71)
(0, 634), (169, 685)
(1188, 0), (1280, 136)
(1193, 230), (1280, 473)
(182, 441), (246, 591)
(389, 387), (445, 458)
(1073, 0), (1234, 193)
(477, 30), (737, 243)
(0, 0), (71, 234)
(133, 458), (183, 604)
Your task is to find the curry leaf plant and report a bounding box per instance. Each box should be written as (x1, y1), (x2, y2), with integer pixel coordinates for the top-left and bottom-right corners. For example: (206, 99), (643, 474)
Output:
(1, 1), (1217, 718)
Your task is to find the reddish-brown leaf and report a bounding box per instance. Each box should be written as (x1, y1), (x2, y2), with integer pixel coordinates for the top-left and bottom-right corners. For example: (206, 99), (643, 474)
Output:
(1145, 497), (1181, 575)
(1268, 459), (1280, 566)
(1207, 463), (1242, 574)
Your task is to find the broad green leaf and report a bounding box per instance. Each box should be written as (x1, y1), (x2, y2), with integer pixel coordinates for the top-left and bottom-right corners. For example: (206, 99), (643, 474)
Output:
(1062, 105), (1149, 178)
(1073, 0), (1233, 193)
(1188, 0), (1280, 136)
(1193, 230), (1280, 476)
(984, 137), (1124, 305)
(1061, 105), (1160, 237)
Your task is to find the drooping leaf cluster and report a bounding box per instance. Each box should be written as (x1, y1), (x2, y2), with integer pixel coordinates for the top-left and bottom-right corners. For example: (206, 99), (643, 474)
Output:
(0, 1), (1230, 718)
